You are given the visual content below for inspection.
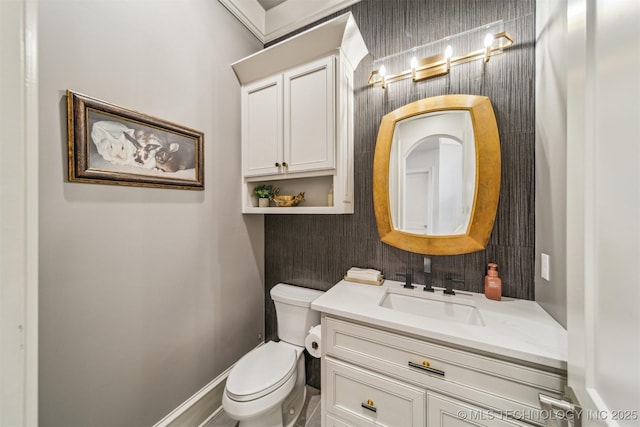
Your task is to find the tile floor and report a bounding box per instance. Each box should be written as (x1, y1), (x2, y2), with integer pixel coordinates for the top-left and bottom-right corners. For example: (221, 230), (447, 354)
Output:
(204, 386), (321, 427)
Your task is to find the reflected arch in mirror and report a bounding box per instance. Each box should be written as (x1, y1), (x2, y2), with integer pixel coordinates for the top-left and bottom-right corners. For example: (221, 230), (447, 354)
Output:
(373, 95), (500, 255)
(392, 127), (474, 236)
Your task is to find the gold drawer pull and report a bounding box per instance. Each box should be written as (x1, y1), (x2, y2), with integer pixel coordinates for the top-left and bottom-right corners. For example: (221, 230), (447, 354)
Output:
(361, 399), (377, 413)
(408, 360), (445, 377)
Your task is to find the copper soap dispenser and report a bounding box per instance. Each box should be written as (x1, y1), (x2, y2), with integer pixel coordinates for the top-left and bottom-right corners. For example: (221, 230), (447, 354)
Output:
(484, 263), (502, 301)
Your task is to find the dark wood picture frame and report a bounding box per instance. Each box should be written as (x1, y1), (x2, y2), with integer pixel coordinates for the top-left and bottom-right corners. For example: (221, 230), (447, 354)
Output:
(67, 90), (204, 190)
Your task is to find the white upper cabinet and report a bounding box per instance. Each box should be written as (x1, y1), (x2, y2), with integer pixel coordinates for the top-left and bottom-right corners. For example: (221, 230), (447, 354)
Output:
(232, 12), (368, 214)
(243, 56), (335, 178)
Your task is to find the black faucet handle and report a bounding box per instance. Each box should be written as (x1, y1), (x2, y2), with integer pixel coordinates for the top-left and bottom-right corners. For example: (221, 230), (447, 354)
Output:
(444, 277), (465, 295)
(396, 272), (415, 289)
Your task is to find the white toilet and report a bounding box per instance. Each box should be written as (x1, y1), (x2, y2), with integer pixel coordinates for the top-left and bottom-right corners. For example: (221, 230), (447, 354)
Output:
(222, 283), (324, 427)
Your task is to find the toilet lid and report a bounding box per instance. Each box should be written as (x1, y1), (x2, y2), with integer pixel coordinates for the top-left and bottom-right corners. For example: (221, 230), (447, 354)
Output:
(226, 341), (297, 402)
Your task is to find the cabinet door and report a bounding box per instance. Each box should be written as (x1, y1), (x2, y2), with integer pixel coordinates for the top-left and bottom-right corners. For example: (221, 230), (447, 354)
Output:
(242, 75), (283, 177)
(427, 392), (529, 427)
(283, 56), (335, 173)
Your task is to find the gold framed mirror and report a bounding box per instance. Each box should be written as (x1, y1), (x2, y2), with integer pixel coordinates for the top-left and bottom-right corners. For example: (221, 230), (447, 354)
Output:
(373, 94), (500, 255)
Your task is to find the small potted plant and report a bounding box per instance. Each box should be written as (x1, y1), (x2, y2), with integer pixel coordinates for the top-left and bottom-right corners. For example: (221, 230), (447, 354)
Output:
(253, 184), (277, 207)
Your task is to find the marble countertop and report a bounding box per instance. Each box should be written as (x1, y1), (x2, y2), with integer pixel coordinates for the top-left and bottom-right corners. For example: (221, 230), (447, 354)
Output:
(311, 279), (568, 371)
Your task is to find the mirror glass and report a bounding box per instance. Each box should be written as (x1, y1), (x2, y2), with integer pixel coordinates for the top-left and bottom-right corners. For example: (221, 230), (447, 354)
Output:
(373, 95), (500, 255)
(389, 111), (475, 236)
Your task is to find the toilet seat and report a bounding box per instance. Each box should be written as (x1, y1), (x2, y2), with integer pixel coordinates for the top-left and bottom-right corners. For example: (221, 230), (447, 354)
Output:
(226, 341), (298, 402)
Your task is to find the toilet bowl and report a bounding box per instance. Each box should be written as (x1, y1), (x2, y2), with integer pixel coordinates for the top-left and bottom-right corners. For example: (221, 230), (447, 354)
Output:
(222, 283), (324, 427)
(222, 341), (305, 427)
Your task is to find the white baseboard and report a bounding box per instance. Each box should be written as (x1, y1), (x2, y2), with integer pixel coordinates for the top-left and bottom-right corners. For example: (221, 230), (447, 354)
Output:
(154, 365), (232, 427)
(154, 343), (266, 427)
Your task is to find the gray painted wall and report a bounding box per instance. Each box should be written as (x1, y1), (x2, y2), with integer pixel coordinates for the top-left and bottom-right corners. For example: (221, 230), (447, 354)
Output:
(265, 0), (536, 388)
(38, 1), (264, 425)
(535, 0), (568, 327)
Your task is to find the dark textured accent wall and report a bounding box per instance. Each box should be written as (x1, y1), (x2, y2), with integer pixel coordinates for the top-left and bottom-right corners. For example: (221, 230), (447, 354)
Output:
(264, 0), (535, 389)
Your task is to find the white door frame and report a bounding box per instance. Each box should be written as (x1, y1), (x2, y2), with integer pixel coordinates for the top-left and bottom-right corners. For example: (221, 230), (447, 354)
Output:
(0, 0), (39, 425)
(566, 0), (640, 421)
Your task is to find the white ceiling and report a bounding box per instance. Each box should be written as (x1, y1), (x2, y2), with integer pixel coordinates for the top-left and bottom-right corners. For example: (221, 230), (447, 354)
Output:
(256, 0), (287, 10)
(219, 0), (361, 43)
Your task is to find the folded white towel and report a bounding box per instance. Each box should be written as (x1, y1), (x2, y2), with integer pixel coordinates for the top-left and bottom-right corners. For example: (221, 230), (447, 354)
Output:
(347, 267), (382, 282)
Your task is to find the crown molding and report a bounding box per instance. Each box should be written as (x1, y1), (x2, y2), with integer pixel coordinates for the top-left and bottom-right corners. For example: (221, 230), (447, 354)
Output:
(231, 12), (368, 85)
(219, 0), (361, 44)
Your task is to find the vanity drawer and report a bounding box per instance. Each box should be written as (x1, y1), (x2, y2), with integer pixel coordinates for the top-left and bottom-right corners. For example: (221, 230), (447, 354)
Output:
(325, 317), (566, 419)
(325, 357), (426, 426)
(427, 391), (529, 427)
(325, 412), (356, 427)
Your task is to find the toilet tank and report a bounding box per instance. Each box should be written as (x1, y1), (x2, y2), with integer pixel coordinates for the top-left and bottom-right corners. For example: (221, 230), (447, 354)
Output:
(270, 283), (324, 346)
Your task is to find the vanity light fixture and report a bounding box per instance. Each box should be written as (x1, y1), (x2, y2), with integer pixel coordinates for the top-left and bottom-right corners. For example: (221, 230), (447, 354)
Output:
(368, 30), (514, 89)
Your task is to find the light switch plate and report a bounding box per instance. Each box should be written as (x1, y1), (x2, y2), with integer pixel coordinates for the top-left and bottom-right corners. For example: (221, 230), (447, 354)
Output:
(541, 253), (550, 281)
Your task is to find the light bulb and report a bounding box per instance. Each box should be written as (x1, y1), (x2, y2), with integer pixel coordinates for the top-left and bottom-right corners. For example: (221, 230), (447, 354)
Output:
(444, 45), (453, 59)
(444, 45), (453, 71)
(484, 33), (494, 48)
(410, 56), (418, 80)
(483, 33), (494, 63)
(379, 64), (387, 89)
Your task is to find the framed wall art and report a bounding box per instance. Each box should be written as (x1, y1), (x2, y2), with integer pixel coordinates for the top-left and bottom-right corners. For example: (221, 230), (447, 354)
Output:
(67, 90), (204, 190)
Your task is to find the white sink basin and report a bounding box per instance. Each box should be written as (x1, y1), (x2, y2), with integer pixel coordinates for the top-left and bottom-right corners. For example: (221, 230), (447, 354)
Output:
(379, 290), (485, 326)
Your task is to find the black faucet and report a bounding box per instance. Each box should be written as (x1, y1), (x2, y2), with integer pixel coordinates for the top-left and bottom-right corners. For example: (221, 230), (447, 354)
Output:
(423, 257), (434, 292)
(423, 274), (435, 292)
(444, 277), (464, 295)
(396, 272), (415, 289)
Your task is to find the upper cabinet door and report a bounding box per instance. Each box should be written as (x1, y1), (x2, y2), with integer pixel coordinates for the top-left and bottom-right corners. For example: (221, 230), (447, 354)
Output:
(242, 75), (283, 177)
(283, 56), (335, 174)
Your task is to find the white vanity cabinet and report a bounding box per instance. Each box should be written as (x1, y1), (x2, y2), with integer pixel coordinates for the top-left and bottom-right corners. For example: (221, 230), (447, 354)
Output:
(232, 13), (367, 214)
(321, 316), (567, 427)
